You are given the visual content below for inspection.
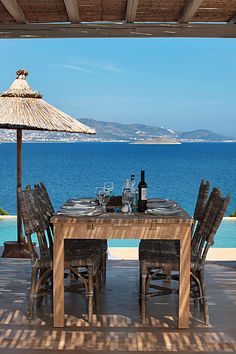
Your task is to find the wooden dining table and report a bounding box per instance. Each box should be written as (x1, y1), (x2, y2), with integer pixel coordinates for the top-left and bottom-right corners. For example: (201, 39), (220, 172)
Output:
(52, 200), (193, 328)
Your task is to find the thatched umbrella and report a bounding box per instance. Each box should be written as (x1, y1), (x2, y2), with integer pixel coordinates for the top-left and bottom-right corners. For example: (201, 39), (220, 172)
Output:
(0, 69), (95, 256)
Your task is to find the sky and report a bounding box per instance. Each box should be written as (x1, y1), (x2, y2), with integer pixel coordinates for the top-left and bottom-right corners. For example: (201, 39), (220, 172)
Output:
(0, 38), (236, 136)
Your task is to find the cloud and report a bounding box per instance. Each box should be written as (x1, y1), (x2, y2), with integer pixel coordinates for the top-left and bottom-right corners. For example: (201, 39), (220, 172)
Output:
(99, 63), (123, 73)
(60, 64), (91, 73)
(57, 60), (124, 74)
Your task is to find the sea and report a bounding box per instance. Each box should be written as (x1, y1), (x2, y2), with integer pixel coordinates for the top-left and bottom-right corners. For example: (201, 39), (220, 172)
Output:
(0, 141), (236, 247)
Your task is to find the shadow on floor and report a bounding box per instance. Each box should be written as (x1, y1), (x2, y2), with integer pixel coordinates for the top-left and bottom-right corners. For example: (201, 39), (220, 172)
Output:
(0, 259), (236, 353)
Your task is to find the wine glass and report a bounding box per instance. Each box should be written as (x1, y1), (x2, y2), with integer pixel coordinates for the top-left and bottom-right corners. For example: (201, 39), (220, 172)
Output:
(104, 182), (113, 194)
(95, 186), (103, 204)
(99, 187), (110, 212)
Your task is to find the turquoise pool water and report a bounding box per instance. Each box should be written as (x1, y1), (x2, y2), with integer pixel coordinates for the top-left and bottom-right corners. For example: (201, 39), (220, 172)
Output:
(0, 218), (235, 248)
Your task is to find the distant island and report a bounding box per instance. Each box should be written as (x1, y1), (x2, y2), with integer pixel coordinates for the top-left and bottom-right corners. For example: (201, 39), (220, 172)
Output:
(131, 137), (181, 144)
(0, 118), (235, 143)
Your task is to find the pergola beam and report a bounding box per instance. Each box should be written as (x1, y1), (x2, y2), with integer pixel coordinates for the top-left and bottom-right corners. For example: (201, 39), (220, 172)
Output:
(63, 0), (80, 23)
(125, 0), (139, 23)
(0, 0), (26, 24)
(0, 23), (236, 39)
(179, 0), (203, 23)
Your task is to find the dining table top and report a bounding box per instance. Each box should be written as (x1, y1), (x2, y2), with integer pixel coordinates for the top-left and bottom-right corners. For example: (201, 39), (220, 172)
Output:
(51, 197), (193, 225)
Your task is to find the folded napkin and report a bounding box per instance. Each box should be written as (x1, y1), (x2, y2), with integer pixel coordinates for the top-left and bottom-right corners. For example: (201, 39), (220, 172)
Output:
(62, 204), (95, 210)
(58, 208), (103, 216)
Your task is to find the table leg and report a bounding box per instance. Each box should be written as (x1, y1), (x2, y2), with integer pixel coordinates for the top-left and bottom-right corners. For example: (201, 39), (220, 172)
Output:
(53, 222), (64, 327)
(178, 226), (191, 329)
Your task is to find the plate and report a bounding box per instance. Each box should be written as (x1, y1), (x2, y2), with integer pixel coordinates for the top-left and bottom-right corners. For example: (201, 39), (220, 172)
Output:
(147, 201), (176, 209)
(58, 209), (103, 216)
(148, 198), (167, 203)
(66, 198), (96, 204)
(76, 199), (96, 204)
(145, 207), (182, 216)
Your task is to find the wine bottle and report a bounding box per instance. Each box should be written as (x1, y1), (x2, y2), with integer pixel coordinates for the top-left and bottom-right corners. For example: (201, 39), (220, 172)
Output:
(138, 170), (148, 212)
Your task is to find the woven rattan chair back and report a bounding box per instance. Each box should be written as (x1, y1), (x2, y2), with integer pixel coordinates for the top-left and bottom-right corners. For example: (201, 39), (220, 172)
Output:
(193, 180), (210, 223)
(33, 184), (53, 252)
(192, 188), (230, 260)
(191, 187), (218, 254)
(18, 186), (51, 261)
(199, 193), (230, 261)
(40, 182), (54, 214)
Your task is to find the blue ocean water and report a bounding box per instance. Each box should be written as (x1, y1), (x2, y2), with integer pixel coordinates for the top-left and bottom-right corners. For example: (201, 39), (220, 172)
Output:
(0, 142), (236, 247)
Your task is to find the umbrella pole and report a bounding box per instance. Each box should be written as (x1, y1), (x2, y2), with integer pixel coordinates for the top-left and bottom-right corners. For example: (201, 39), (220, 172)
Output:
(17, 129), (24, 243)
(2, 128), (30, 257)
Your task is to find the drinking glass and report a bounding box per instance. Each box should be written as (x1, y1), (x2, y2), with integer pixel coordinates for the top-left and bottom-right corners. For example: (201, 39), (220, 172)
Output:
(95, 186), (103, 204)
(99, 187), (110, 212)
(104, 182), (114, 194)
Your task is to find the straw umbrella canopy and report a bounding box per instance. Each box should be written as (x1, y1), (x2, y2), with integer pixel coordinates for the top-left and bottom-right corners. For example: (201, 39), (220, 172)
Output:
(0, 69), (95, 245)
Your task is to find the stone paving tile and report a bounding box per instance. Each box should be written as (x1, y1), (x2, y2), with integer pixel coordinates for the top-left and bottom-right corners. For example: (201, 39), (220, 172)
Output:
(0, 259), (235, 353)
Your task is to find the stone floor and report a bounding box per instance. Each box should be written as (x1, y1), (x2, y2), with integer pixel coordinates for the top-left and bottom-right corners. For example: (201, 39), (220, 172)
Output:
(0, 258), (236, 353)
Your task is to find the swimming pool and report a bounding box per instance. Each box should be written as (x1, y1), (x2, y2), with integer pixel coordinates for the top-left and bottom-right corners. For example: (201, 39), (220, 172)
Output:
(0, 218), (235, 248)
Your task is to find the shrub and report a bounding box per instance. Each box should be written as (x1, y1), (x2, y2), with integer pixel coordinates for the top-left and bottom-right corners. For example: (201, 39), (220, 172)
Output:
(0, 207), (9, 215)
(229, 210), (236, 217)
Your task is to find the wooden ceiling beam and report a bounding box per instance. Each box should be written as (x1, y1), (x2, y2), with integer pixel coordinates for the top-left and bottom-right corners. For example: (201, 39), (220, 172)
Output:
(125, 0), (139, 23)
(179, 0), (203, 23)
(63, 0), (80, 23)
(0, 0), (26, 24)
(0, 23), (236, 39)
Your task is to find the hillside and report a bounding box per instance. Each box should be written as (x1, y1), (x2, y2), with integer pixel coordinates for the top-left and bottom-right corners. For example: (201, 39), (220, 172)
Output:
(0, 118), (230, 143)
(80, 119), (228, 142)
(179, 129), (226, 141)
(80, 119), (176, 141)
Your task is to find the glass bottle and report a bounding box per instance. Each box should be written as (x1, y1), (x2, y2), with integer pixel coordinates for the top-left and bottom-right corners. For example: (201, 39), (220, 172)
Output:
(137, 170), (148, 212)
(130, 174), (137, 207)
(122, 179), (133, 213)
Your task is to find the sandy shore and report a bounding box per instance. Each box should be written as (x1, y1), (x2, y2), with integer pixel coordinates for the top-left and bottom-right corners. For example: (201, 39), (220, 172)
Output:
(108, 247), (236, 261)
(0, 245), (234, 260)
(0, 215), (17, 219)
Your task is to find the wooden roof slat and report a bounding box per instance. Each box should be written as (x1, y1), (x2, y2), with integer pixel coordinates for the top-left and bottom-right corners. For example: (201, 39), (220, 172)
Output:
(0, 0), (236, 38)
(191, 0), (236, 22)
(63, 0), (80, 23)
(179, 0), (203, 23)
(125, 0), (139, 23)
(0, 0), (26, 24)
(1, 22), (236, 39)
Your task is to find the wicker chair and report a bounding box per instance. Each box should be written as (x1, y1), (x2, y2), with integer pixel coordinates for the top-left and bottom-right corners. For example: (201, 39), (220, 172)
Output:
(18, 186), (102, 323)
(139, 188), (230, 325)
(36, 182), (108, 290)
(139, 180), (210, 257)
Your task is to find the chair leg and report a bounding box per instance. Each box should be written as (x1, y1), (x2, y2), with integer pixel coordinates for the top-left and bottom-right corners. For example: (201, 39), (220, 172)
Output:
(94, 270), (100, 310)
(140, 263), (148, 324)
(87, 266), (94, 324)
(28, 266), (39, 319)
(101, 251), (107, 291)
(199, 269), (209, 325)
(163, 269), (171, 283)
